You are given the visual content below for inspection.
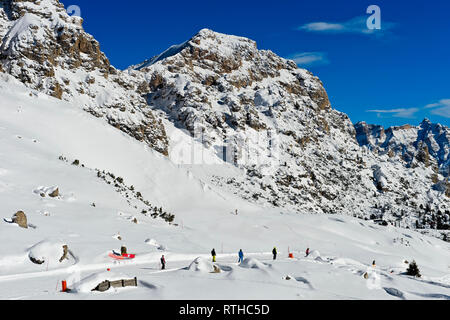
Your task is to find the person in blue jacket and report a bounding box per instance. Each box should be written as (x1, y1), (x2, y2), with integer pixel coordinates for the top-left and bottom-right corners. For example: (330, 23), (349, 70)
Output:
(238, 249), (244, 263)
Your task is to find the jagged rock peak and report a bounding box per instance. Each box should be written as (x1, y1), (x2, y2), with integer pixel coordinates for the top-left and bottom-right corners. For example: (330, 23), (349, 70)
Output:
(129, 28), (333, 139)
(130, 27), (327, 97)
(1, 0), (68, 16)
(129, 28), (259, 71)
(0, 0), (110, 86)
(420, 118), (432, 126)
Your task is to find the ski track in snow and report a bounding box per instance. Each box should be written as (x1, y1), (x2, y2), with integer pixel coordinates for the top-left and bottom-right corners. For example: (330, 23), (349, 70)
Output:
(0, 252), (272, 283)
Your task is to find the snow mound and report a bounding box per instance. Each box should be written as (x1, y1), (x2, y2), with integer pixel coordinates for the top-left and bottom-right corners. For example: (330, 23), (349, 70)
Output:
(145, 238), (159, 246)
(112, 233), (122, 241)
(144, 239), (167, 251)
(188, 257), (217, 273)
(73, 271), (131, 293)
(157, 244), (168, 251)
(28, 240), (69, 267)
(307, 250), (321, 259)
(240, 258), (267, 269)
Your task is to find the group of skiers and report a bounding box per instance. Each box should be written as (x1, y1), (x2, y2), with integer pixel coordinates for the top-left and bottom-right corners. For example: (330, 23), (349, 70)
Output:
(158, 247), (313, 270)
(209, 247), (311, 264)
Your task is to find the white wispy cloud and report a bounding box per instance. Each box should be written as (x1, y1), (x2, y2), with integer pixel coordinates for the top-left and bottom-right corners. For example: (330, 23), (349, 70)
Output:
(288, 52), (329, 67)
(424, 99), (450, 118)
(300, 22), (346, 32)
(366, 108), (419, 119)
(298, 16), (395, 36)
(366, 100), (450, 120)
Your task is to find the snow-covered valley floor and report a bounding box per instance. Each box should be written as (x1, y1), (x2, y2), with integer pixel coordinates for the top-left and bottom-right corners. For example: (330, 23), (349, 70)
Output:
(0, 74), (449, 300)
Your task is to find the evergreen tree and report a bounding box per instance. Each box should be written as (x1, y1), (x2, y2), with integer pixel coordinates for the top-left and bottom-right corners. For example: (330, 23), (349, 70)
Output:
(406, 260), (421, 277)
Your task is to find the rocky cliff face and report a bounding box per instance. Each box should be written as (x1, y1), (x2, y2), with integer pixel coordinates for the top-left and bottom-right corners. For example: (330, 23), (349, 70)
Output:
(130, 29), (449, 230)
(355, 119), (450, 177)
(0, 0), (168, 155)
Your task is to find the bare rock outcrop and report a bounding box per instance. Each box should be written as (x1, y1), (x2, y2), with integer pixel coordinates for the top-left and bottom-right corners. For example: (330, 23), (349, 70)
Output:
(12, 210), (27, 228)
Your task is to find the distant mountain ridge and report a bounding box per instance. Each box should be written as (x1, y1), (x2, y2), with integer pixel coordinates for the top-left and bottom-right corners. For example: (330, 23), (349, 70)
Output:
(355, 119), (450, 177)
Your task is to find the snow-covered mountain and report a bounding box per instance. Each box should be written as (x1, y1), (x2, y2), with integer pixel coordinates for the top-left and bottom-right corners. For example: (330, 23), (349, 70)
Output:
(355, 119), (450, 178)
(0, 0), (450, 301)
(0, 0), (449, 236)
(128, 29), (449, 233)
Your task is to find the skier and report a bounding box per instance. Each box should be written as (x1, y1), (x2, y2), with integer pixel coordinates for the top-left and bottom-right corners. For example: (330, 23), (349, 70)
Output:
(160, 255), (166, 270)
(272, 247), (277, 260)
(211, 248), (217, 262)
(238, 249), (244, 263)
(305, 248), (310, 257)
(372, 260), (376, 267)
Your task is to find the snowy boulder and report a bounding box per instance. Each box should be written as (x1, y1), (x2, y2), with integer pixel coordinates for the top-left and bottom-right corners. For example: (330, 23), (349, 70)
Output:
(49, 188), (59, 198)
(188, 257), (220, 273)
(240, 258), (266, 269)
(307, 250), (321, 260)
(112, 233), (122, 241)
(157, 244), (168, 251)
(145, 238), (159, 246)
(145, 238), (167, 251)
(33, 186), (60, 198)
(28, 240), (70, 267)
(12, 211), (28, 228)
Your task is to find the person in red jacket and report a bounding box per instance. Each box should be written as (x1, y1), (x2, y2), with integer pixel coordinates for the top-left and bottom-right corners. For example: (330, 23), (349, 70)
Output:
(305, 248), (310, 257)
(161, 255), (166, 270)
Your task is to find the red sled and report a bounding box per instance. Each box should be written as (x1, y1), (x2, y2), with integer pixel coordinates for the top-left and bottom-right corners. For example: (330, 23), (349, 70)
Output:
(109, 251), (136, 260)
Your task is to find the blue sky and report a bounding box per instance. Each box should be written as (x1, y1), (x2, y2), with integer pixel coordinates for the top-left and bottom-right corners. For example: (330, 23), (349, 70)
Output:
(68, 0), (450, 127)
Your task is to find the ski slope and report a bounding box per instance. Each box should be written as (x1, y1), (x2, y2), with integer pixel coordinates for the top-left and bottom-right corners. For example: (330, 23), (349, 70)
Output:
(0, 74), (449, 300)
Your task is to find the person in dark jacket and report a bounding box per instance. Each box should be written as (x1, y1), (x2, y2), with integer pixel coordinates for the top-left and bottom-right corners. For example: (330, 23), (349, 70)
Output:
(238, 249), (244, 263)
(272, 247), (277, 260)
(211, 248), (217, 262)
(161, 255), (166, 270)
(305, 248), (310, 257)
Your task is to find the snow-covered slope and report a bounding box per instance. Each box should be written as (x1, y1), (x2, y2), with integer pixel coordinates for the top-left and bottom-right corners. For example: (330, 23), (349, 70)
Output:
(0, 74), (449, 300)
